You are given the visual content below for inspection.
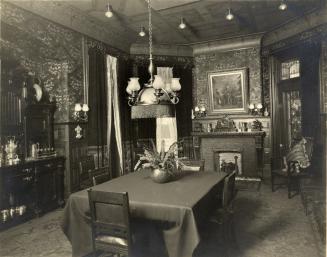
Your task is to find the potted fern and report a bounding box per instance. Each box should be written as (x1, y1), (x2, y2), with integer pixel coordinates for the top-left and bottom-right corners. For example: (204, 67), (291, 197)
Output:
(134, 140), (182, 183)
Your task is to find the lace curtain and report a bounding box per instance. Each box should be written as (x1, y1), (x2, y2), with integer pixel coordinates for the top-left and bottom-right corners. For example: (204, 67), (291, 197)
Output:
(156, 67), (178, 152)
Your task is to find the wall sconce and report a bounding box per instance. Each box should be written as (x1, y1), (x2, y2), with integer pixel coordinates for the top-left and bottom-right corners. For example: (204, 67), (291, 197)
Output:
(73, 103), (89, 139)
(73, 103), (89, 122)
(193, 105), (206, 118)
(249, 103), (263, 116)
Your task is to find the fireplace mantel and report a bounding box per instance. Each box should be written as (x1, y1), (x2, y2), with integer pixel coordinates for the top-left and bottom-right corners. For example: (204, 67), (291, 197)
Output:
(191, 131), (266, 178)
(191, 131), (266, 137)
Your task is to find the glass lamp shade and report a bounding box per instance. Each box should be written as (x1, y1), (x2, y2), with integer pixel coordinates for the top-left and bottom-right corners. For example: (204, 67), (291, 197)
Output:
(256, 103), (263, 110)
(126, 80), (133, 94)
(126, 85), (132, 95)
(128, 77), (141, 91)
(153, 75), (164, 90)
(165, 83), (172, 93)
(249, 103), (255, 110)
(74, 103), (82, 112)
(171, 78), (181, 91)
(82, 104), (89, 112)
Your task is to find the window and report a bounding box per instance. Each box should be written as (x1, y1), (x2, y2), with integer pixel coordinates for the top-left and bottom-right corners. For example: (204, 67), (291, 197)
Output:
(281, 59), (300, 80)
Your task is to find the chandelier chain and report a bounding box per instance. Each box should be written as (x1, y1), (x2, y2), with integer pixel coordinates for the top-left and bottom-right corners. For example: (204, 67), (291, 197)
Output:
(147, 0), (154, 84)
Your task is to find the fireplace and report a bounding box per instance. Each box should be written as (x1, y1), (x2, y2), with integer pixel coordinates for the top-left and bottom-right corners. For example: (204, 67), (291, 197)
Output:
(191, 131), (265, 178)
(214, 150), (242, 175)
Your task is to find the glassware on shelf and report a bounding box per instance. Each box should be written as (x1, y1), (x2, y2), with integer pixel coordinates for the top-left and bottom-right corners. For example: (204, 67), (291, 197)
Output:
(5, 138), (20, 165)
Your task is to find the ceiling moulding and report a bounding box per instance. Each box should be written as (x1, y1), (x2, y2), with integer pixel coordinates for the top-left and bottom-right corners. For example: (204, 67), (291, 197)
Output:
(8, 1), (132, 53)
(130, 43), (193, 57)
(263, 5), (327, 46)
(191, 33), (264, 55)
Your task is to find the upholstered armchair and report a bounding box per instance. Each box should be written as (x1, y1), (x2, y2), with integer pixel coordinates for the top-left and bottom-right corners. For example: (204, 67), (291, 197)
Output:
(271, 137), (314, 198)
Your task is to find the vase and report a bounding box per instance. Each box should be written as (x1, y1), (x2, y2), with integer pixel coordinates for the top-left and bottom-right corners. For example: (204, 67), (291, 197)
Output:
(150, 168), (171, 183)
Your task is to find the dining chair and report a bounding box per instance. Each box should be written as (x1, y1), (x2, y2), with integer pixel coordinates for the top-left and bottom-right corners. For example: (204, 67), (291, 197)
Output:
(208, 171), (238, 247)
(179, 158), (205, 172)
(87, 189), (132, 257)
(92, 173), (110, 186)
(79, 155), (95, 189)
(79, 155), (110, 189)
(271, 137), (314, 198)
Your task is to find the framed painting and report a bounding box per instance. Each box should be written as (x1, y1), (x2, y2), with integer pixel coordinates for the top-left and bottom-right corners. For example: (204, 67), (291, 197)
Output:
(207, 68), (248, 114)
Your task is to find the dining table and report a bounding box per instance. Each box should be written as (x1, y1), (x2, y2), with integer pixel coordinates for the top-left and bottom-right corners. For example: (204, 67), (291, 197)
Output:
(61, 170), (227, 257)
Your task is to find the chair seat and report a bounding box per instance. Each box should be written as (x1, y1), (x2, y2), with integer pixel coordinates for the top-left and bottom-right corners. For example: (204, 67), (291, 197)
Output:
(272, 169), (310, 177)
(96, 235), (128, 247)
(271, 169), (287, 176)
(181, 165), (201, 172)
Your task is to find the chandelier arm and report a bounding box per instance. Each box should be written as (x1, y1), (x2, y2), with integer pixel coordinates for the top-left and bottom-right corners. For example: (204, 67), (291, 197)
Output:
(136, 88), (146, 103)
(159, 88), (180, 104)
(128, 99), (134, 107)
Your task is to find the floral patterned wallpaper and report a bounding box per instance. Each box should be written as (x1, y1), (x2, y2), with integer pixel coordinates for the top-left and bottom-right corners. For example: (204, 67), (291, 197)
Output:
(1, 2), (84, 122)
(193, 47), (262, 111)
(321, 38), (327, 114)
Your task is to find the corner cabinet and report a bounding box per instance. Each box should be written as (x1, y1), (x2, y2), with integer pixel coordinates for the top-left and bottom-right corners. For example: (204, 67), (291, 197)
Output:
(0, 157), (65, 231)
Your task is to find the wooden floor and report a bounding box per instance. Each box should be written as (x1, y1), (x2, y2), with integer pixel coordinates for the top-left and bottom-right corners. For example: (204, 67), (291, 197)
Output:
(0, 180), (325, 257)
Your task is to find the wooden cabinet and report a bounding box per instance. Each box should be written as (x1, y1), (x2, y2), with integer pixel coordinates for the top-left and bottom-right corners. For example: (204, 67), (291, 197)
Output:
(23, 103), (56, 158)
(0, 157), (65, 230)
(0, 94), (64, 230)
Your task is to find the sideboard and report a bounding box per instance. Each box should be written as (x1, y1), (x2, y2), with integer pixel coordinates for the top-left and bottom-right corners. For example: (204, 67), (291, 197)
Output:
(0, 156), (65, 230)
(191, 131), (265, 178)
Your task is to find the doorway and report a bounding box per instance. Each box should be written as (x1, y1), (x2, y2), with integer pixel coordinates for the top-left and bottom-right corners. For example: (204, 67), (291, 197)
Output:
(271, 42), (321, 160)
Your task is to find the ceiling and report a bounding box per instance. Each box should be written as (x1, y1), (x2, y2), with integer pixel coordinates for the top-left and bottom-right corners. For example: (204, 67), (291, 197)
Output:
(66, 0), (323, 45)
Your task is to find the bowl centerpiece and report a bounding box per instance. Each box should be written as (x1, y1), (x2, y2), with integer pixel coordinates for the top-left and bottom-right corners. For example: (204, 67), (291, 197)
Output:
(134, 140), (182, 183)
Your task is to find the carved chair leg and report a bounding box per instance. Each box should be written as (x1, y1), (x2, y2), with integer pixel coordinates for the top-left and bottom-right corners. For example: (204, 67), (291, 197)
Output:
(287, 176), (292, 199)
(271, 173), (275, 192)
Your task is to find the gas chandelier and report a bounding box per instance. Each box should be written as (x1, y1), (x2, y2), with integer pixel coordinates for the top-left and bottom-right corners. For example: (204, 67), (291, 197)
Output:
(126, 0), (182, 109)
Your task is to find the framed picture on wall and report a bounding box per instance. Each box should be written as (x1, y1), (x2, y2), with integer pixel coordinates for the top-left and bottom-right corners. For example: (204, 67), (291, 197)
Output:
(207, 68), (248, 115)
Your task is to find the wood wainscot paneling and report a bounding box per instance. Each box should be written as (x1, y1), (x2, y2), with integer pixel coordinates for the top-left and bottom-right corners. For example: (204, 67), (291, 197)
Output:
(54, 122), (88, 198)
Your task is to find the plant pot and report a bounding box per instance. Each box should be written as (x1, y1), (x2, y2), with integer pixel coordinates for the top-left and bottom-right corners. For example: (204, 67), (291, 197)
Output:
(150, 168), (171, 183)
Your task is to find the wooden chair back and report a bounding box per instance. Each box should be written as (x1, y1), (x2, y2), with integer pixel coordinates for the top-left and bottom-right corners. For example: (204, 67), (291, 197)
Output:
(222, 171), (237, 208)
(180, 159), (205, 172)
(79, 155), (95, 189)
(92, 172), (110, 186)
(87, 189), (132, 256)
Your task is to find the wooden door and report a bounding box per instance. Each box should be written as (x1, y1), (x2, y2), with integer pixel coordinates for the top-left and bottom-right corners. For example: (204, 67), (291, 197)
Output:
(277, 75), (301, 150)
(271, 42), (320, 161)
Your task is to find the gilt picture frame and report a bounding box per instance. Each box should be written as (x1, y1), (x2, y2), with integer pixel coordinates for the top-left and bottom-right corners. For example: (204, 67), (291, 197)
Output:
(207, 68), (248, 115)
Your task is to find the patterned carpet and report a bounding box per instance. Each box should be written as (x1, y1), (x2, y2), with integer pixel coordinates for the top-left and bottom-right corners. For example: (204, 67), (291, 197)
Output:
(0, 181), (324, 257)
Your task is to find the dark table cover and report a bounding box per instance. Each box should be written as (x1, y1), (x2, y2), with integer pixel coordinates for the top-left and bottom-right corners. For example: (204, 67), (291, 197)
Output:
(61, 170), (227, 257)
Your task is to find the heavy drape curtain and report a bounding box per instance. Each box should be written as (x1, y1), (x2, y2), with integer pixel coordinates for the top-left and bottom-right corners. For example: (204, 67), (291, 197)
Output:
(106, 55), (124, 176)
(156, 67), (177, 152)
(88, 49), (107, 168)
(88, 49), (124, 177)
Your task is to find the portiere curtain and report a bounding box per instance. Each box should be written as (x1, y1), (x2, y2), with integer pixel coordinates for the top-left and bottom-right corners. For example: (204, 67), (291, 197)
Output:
(106, 55), (124, 176)
(156, 67), (177, 152)
(88, 49), (107, 168)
